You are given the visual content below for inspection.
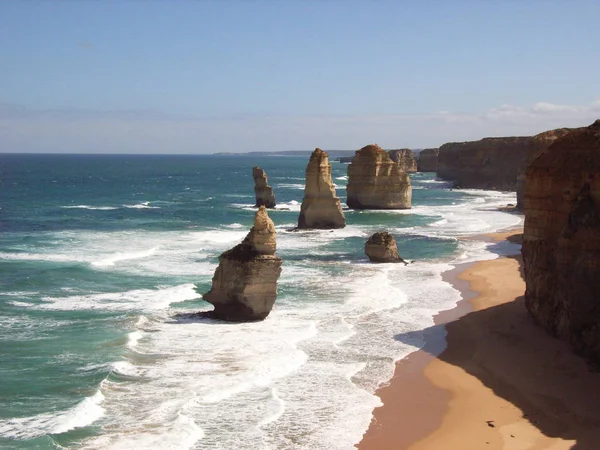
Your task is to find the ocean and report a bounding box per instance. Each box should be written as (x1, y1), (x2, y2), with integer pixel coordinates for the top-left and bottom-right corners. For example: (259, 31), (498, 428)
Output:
(0, 153), (522, 449)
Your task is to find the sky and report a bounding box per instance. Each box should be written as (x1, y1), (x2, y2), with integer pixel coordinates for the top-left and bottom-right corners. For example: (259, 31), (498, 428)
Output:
(1, 0), (599, 153)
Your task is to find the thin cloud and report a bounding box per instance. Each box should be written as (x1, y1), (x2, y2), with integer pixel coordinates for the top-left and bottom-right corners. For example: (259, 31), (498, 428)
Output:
(0, 100), (598, 153)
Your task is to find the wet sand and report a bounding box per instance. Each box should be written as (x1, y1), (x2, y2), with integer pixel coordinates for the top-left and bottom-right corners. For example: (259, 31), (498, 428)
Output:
(357, 231), (600, 450)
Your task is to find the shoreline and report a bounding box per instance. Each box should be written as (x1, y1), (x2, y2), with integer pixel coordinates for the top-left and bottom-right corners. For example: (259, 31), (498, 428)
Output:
(357, 228), (600, 449)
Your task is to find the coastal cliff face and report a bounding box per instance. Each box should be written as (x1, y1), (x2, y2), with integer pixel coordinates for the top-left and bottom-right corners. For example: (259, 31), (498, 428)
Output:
(365, 231), (406, 263)
(522, 120), (600, 363)
(417, 148), (439, 172)
(253, 167), (276, 208)
(515, 128), (573, 210)
(203, 206), (283, 321)
(347, 144), (412, 209)
(388, 149), (417, 173)
(437, 137), (532, 189)
(298, 148), (346, 229)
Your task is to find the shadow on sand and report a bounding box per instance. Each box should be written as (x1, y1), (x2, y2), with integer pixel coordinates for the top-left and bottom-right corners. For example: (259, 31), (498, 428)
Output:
(394, 252), (600, 449)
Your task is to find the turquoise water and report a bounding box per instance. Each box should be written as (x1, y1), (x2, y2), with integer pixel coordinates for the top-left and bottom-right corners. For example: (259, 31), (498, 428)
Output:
(0, 154), (521, 449)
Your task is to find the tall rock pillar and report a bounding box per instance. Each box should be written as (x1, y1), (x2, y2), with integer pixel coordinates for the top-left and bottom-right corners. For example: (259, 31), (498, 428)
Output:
(297, 148), (346, 229)
(253, 167), (276, 208)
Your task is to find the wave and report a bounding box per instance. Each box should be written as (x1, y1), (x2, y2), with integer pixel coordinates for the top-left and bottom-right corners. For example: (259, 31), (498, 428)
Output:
(60, 201), (160, 211)
(30, 283), (199, 312)
(61, 205), (119, 210)
(0, 390), (105, 440)
(275, 183), (305, 190)
(224, 223), (245, 229)
(123, 202), (160, 209)
(92, 247), (159, 267)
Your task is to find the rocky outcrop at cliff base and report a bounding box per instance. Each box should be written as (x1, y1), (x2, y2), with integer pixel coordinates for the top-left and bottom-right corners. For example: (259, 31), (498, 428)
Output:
(203, 206), (282, 321)
(417, 148), (439, 172)
(522, 120), (600, 363)
(298, 148), (346, 229)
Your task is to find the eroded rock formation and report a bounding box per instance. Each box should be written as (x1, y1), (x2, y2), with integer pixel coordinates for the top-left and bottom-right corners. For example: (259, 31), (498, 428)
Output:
(253, 167), (276, 208)
(522, 120), (600, 363)
(203, 206), (283, 321)
(388, 149), (417, 173)
(298, 148), (346, 229)
(365, 231), (406, 263)
(347, 144), (412, 209)
(515, 128), (573, 209)
(417, 148), (439, 172)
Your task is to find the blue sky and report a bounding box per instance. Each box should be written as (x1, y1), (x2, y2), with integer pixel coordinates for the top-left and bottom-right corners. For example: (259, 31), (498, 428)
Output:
(1, 0), (599, 153)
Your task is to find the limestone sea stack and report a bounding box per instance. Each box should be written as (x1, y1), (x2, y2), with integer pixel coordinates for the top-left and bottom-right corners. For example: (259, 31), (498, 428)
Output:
(203, 206), (283, 321)
(365, 231), (406, 263)
(253, 167), (276, 208)
(388, 149), (417, 173)
(347, 144), (412, 209)
(417, 148), (439, 172)
(522, 120), (600, 363)
(297, 148), (346, 229)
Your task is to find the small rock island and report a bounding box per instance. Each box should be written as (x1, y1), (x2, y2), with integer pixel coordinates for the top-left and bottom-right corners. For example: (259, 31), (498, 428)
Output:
(203, 206), (282, 321)
(365, 231), (407, 263)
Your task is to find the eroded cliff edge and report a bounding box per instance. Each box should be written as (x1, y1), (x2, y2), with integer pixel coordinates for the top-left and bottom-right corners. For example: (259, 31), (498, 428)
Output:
(417, 148), (439, 172)
(437, 130), (572, 192)
(522, 120), (600, 363)
(347, 144), (412, 209)
(515, 128), (573, 209)
(437, 137), (532, 190)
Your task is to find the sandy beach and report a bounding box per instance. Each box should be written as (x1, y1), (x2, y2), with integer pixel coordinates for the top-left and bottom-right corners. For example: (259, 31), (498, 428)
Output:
(357, 230), (600, 450)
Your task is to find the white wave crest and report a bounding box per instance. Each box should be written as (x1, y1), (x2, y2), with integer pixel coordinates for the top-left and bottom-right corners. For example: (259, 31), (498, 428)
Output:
(0, 391), (105, 439)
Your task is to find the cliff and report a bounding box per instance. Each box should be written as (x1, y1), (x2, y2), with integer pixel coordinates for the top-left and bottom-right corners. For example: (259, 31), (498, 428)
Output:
(417, 148), (439, 172)
(515, 128), (573, 209)
(253, 167), (276, 208)
(388, 149), (417, 173)
(347, 144), (412, 209)
(522, 120), (600, 363)
(437, 137), (532, 189)
(203, 206), (283, 321)
(298, 148), (346, 229)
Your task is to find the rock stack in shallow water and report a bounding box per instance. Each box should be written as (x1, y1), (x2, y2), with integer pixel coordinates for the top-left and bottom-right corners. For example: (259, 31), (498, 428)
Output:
(297, 148), (346, 229)
(522, 120), (600, 363)
(347, 144), (412, 209)
(388, 149), (417, 173)
(253, 167), (276, 208)
(203, 206), (282, 321)
(365, 231), (406, 263)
